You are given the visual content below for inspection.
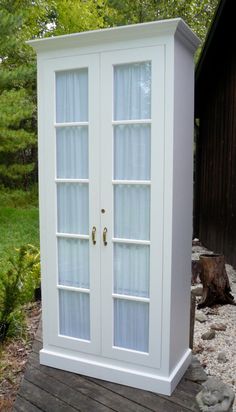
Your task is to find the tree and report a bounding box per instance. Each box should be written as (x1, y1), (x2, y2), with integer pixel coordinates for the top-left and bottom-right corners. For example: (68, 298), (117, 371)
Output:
(0, 1), (51, 189)
(107, 0), (219, 42)
(0, 0), (219, 190)
(48, 0), (111, 36)
(0, 0), (113, 190)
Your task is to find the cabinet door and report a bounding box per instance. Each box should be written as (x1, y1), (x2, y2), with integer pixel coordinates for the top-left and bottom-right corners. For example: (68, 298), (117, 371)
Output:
(39, 54), (101, 354)
(100, 47), (164, 367)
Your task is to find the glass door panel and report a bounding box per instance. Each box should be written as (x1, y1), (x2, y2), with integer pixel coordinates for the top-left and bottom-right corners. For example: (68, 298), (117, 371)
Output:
(56, 69), (88, 122)
(114, 184), (150, 240)
(113, 61), (151, 353)
(114, 299), (149, 352)
(114, 243), (149, 297)
(114, 62), (151, 120)
(56, 126), (88, 179)
(59, 290), (90, 340)
(55, 68), (90, 342)
(58, 238), (89, 288)
(114, 124), (151, 180)
(57, 183), (89, 234)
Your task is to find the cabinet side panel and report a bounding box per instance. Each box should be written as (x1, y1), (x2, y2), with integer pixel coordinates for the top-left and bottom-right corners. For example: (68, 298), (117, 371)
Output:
(169, 38), (194, 371)
(37, 57), (56, 346)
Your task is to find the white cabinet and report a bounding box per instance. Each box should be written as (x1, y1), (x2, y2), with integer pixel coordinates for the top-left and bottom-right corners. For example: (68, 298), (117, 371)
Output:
(28, 19), (199, 395)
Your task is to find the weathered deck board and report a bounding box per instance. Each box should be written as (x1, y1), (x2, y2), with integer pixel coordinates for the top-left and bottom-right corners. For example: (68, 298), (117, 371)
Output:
(14, 331), (206, 412)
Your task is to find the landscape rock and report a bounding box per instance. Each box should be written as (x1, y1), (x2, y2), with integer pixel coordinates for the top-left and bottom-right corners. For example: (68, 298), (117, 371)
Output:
(191, 286), (203, 297)
(217, 352), (228, 363)
(196, 377), (235, 412)
(205, 308), (219, 315)
(195, 312), (207, 323)
(184, 356), (207, 383)
(210, 323), (227, 331)
(201, 330), (216, 340)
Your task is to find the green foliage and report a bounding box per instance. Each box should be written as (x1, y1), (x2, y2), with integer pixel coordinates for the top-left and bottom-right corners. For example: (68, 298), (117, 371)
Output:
(0, 0), (219, 192)
(0, 0), (54, 190)
(49, 0), (111, 35)
(107, 0), (219, 42)
(0, 185), (38, 208)
(0, 206), (39, 272)
(0, 244), (40, 340)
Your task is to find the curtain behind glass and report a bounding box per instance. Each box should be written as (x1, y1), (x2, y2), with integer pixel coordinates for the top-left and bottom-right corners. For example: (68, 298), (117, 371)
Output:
(58, 238), (89, 288)
(114, 124), (150, 180)
(114, 185), (150, 240)
(114, 243), (150, 297)
(56, 69), (88, 123)
(57, 126), (88, 179)
(114, 299), (149, 352)
(57, 183), (89, 235)
(114, 62), (151, 120)
(59, 290), (90, 340)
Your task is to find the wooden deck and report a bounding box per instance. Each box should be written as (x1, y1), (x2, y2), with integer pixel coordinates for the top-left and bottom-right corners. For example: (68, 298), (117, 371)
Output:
(13, 323), (207, 412)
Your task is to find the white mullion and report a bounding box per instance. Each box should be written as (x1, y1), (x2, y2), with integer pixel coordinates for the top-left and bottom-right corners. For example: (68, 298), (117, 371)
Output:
(113, 238), (150, 246)
(112, 293), (150, 303)
(112, 119), (151, 125)
(55, 178), (89, 184)
(57, 285), (90, 294)
(56, 232), (89, 240)
(55, 122), (89, 127)
(112, 180), (151, 185)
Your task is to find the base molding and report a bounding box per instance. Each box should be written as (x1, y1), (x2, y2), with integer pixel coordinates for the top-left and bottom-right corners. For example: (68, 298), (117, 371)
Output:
(40, 347), (192, 396)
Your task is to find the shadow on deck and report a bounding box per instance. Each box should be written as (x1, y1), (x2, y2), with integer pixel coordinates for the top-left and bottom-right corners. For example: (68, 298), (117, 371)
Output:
(13, 322), (206, 411)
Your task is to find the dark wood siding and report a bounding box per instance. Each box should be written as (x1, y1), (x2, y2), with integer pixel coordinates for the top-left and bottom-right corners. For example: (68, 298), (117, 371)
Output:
(195, 0), (236, 267)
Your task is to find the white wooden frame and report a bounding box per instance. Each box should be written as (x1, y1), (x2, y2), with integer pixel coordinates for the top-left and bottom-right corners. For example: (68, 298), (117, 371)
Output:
(29, 18), (200, 396)
(100, 46), (164, 367)
(39, 54), (101, 354)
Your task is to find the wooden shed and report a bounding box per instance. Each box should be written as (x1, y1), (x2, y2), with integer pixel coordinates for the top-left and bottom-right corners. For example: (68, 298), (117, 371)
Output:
(194, 0), (236, 267)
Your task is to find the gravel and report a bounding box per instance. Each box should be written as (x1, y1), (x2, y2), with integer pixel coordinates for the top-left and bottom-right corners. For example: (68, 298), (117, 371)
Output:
(192, 243), (236, 411)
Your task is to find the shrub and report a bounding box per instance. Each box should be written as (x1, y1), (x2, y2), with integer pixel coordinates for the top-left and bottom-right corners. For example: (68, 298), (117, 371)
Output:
(0, 244), (40, 341)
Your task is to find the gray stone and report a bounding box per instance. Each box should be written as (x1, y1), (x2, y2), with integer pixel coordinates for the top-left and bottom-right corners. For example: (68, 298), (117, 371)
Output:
(184, 356), (207, 383)
(217, 352), (228, 363)
(210, 323), (227, 331)
(196, 377), (235, 411)
(201, 329), (216, 340)
(196, 312), (208, 323)
(191, 286), (203, 297)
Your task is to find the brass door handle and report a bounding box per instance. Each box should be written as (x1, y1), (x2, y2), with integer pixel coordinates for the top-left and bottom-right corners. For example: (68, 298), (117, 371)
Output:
(92, 226), (96, 245)
(103, 227), (108, 246)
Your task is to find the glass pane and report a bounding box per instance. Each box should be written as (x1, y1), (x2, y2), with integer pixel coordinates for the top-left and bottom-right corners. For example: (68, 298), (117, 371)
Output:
(57, 126), (88, 179)
(59, 290), (90, 340)
(114, 124), (150, 180)
(114, 243), (149, 298)
(58, 238), (89, 288)
(56, 69), (88, 122)
(114, 299), (149, 352)
(114, 62), (151, 120)
(114, 185), (150, 240)
(57, 183), (88, 235)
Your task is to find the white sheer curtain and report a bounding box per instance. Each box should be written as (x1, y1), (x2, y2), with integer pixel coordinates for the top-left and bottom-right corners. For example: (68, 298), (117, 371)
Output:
(114, 299), (149, 352)
(57, 183), (88, 235)
(56, 68), (90, 342)
(114, 184), (150, 240)
(58, 238), (89, 288)
(114, 243), (149, 297)
(114, 62), (151, 120)
(56, 69), (88, 123)
(113, 61), (151, 352)
(114, 124), (150, 180)
(57, 126), (88, 179)
(59, 290), (90, 340)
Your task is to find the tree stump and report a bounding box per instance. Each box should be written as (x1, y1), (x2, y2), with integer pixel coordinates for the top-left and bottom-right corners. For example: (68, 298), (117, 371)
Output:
(198, 254), (235, 309)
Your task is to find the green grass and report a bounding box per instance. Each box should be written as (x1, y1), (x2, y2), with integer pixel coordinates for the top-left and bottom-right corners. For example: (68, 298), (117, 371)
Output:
(0, 188), (39, 272)
(0, 208), (39, 268)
